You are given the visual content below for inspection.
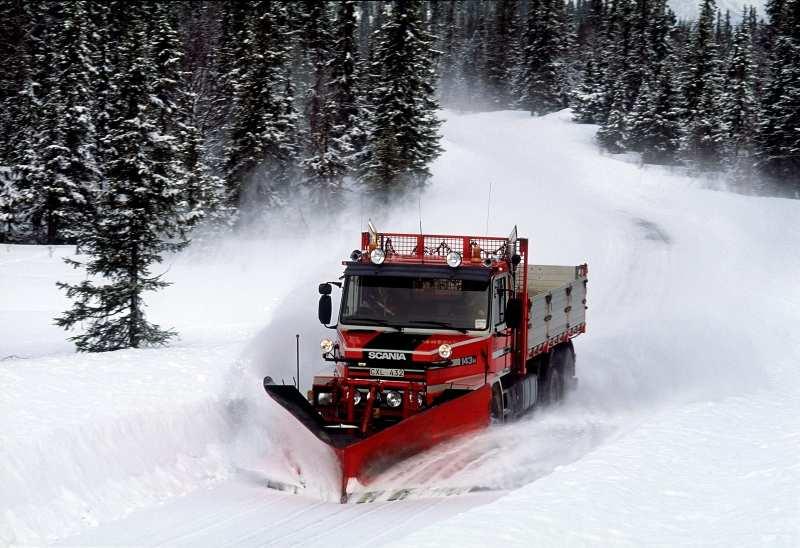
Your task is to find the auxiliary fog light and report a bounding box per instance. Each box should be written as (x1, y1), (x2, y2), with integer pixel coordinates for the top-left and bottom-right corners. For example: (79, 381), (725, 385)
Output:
(446, 251), (462, 268)
(438, 343), (452, 359)
(416, 392), (425, 408)
(320, 338), (334, 354)
(317, 392), (334, 406)
(384, 390), (402, 408)
(370, 248), (386, 265)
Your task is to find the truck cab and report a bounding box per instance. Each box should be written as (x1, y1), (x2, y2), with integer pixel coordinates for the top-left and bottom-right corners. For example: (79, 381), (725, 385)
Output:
(311, 227), (527, 432)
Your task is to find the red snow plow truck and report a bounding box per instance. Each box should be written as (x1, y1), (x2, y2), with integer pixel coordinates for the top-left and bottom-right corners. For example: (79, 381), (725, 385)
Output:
(264, 225), (588, 502)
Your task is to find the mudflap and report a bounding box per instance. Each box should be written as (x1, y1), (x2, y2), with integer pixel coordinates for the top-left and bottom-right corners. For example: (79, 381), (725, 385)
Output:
(263, 378), (493, 503)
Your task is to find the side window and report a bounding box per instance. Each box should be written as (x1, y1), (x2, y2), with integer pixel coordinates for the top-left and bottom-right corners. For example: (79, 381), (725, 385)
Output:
(494, 276), (507, 326)
(345, 277), (360, 316)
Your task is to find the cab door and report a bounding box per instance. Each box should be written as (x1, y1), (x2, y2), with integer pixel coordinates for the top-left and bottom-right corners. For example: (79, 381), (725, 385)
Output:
(491, 274), (513, 373)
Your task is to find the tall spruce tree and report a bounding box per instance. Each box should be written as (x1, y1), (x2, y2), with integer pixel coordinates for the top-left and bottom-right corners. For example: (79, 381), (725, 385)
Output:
(56, 10), (198, 352)
(362, 0), (442, 193)
(514, 0), (569, 115)
(12, 1), (98, 244)
(572, 0), (606, 123)
(224, 1), (297, 216)
(297, 1), (339, 198)
(681, 0), (725, 168)
(720, 12), (760, 173)
(486, 0), (520, 108)
(150, 2), (223, 223)
(683, 0), (720, 117)
(756, 0), (800, 191)
(437, 0), (462, 106)
(0, 0), (31, 168)
(461, 15), (489, 110)
(637, 54), (683, 163)
(325, 0), (367, 186)
(597, 84), (627, 153)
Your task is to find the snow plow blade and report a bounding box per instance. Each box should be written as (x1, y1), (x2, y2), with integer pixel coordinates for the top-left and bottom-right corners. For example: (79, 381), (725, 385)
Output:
(263, 378), (492, 503)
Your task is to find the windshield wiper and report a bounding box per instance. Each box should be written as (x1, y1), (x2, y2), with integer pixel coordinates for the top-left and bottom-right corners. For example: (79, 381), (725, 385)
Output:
(342, 317), (401, 332)
(406, 320), (468, 333)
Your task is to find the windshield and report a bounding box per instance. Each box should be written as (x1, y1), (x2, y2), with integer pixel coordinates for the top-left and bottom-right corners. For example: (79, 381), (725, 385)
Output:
(340, 275), (491, 331)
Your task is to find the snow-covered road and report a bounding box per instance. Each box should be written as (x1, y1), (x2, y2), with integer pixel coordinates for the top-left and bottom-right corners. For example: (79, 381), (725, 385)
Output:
(2, 110), (798, 546)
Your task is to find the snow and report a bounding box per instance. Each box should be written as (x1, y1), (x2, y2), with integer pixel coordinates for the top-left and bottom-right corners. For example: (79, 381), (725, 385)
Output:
(2, 109), (800, 546)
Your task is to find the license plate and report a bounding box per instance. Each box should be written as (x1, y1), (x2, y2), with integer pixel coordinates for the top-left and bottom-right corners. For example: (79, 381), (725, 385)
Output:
(369, 368), (404, 378)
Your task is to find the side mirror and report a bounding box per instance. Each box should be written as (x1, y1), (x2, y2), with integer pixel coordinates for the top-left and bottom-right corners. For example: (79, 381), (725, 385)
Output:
(505, 297), (522, 329)
(319, 283), (332, 295)
(318, 294), (332, 325)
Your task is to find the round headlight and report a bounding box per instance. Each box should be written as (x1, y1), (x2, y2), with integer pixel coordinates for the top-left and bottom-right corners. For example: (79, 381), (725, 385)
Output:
(438, 343), (452, 358)
(320, 338), (334, 354)
(446, 251), (462, 268)
(353, 390), (362, 405)
(370, 248), (386, 265)
(385, 390), (402, 408)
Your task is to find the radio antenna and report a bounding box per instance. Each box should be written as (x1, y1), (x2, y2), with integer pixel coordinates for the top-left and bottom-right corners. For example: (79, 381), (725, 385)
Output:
(485, 180), (493, 235)
(418, 194), (423, 235)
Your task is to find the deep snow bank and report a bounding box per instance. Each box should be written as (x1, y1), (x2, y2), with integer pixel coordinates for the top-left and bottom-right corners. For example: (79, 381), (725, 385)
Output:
(0, 236), (350, 544)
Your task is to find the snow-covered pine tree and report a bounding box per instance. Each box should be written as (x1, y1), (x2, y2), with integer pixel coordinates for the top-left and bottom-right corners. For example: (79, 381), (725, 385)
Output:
(683, 0), (719, 117)
(361, 0), (442, 193)
(224, 1), (298, 217)
(682, 83), (726, 169)
(89, 0), (140, 187)
(297, 2), (340, 200)
(514, 0), (569, 115)
(148, 2), (222, 225)
(0, 0), (31, 168)
(649, 0), (676, 66)
(325, 0), (368, 187)
(756, 0), (800, 192)
(572, 0), (607, 124)
(358, 0), (380, 61)
(56, 10), (195, 352)
(461, 15), (489, 110)
(637, 54), (683, 164)
(720, 11), (760, 175)
(573, 56), (606, 123)
(625, 78), (652, 152)
(12, 0), (98, 244)
(622, 0), (678, 152)
(717, 10), (733, 54)
(438, 1), (467, 107)
(596, 84), (627, 153)
(486, 0), (520, 109)
(681, 0), (726, 169)
(212, 1), (252, 147)
(0, 1), (37, 241)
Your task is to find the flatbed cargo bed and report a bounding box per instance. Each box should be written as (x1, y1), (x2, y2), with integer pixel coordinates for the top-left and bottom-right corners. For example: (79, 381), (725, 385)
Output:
(527, 264), (588, 356)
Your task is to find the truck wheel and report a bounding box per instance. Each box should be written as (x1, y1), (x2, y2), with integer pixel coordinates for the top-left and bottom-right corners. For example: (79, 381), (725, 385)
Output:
(539, 344), (571, 406)
(490, 384), (504, 424)
(540, 363), (564, 406)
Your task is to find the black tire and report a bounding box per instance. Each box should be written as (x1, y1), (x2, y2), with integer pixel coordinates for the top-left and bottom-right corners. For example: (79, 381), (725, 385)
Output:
(554, 341), (577, 392)
(490, 384), (504, 424)
(538, 343), (574, 406)
(539, 361), (564, 406)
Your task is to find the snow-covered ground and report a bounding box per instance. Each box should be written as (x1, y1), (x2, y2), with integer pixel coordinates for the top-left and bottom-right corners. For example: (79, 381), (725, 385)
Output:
(2, 110), (798, 546)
